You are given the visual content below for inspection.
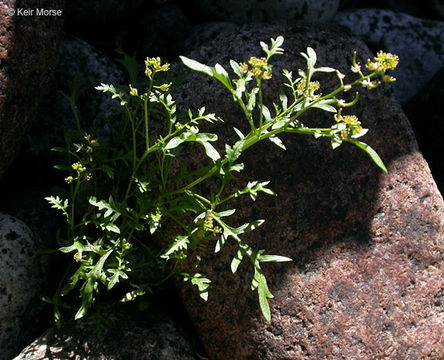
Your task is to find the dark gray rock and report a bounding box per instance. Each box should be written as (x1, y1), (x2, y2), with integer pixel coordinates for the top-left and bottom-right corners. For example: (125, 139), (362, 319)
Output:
(0, 0), (64, 178)
(382, 0), (444, 20)
(134, 3), (192, 57)
(65, 0), (143, 29)
(0, 213), (48, 360)
(185, 21), (237, 51)
(13, 305), (197, 360)
(173, 22), (444, 359)
(192, 0), (340, 23)
(23, 34), (124, 165)
(405, 66), (444, 194)
(334, 9), (444, 104)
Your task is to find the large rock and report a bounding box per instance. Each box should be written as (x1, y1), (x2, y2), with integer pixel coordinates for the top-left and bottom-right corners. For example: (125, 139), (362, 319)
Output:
(192, 0), (340, 23)
(14, 304), (197, 360)
(23, 34), (124, 167)
(134, 3), (192, 57)
(334, 9), (444, 104)
(0, 213), (48, 360)
(405, 66), (444, 194)
(173, 23), (444, 359)
(0, 0), (64, 178)
(65, 0), (143, 29)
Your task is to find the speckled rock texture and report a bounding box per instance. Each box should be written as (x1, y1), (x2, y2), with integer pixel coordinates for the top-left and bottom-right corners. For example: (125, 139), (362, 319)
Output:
(192, 0), (340, 23)
(185, 21), (237, 51)
(13, 305), (197, 360)
(65, 0), (143, 29)
(383, 0), (444, 20)
(173, 23), (444, 359)
(0, 213), (48, 360)
(334, 9), (444, 104)
(23, 33), (124, 165)
(0, 0), (64, 178)
(134, 3), (192, 57)
(405, 66), (444, 194)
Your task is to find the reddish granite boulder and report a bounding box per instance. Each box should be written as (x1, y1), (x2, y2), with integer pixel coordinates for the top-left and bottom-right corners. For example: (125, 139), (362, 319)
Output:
(174, 23), (444, 359)
(0, 0), (64, 177)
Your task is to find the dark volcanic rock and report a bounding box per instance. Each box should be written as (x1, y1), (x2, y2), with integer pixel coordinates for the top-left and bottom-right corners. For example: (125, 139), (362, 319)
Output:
(192, 0), (340, 23)
(65, 0), (143, 29)
(14, 305), (197, 360)
(0, 213), (48, 360)
(23, 33), (124, 167)
(173, 23), (444, 359)
(405, 66), (444, 194)
(0, 0), (64, 177)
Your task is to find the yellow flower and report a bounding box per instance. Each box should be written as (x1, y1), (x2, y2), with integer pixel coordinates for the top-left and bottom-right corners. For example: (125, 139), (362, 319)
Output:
(374, 51), (399, 71)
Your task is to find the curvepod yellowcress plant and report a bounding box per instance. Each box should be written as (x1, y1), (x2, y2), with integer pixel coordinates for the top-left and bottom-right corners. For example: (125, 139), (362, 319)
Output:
(45, 36), (398, 325)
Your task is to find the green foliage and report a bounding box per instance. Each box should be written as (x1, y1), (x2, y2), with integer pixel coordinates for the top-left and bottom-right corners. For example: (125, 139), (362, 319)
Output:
(46, 37), (398, 324)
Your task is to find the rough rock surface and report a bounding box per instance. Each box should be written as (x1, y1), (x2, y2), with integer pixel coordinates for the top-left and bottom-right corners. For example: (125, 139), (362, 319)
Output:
(334, 9), (444, 104)
(65, 0), (143, 28)
(0, 0), (64, 178)
(0, 213), (48, 360)
(192, 0), (340, 23)
(14, 305), (197, 360)
(134, 3), (192, 57)
(173, 23), (444, 359)
(23, 34), (124, 166)
(382, 0), (444, 20)
(185, 21), (237, 51)
(405, 66), (444, 194)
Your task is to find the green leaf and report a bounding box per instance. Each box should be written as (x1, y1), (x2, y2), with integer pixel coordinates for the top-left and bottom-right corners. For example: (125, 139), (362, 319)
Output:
(279, 89), (288, 110)
(213, 63), (233, 91)
(105, 223), (120, 234)
(311, 100), (337, 113)
(231, 249), (244, 273)
(246, 87), (259, 113)
(225, 139), (245, 163)
(214, 209), (236, 217)
(269, 136), (286, 150)
(230, 60), (243, 77)
(315, 66), (336, 73)
(261, 104), (272, 123)
(257, 272), (273, 323)
(306, 47), (317, 67)
(259, 254), (292, 262)
(201, 141), (221, 162)
(161, 235), (189, 260)
(180, 56), (213, 77)
(184, 273), (211, 301)
(347, 139), (388, 174)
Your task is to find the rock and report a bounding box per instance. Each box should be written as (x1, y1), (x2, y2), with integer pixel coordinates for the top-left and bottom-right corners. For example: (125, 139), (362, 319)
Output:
(23, 34), (124, 168)
(0, 213), (48, 360)
(192, 0), (340, 24)
(382, 0), (444, 20)
(65, 0), (143, 29)
(173, 23), (444, 359)
(0, 0), (64, 178)
(334, 9), (444, 104)
(185, 21), (237, 51)
(134, 3), (192, 57)
(14, 304), (197, 360)
(0, 187), (62, 248)
(405, 66), (444, 194)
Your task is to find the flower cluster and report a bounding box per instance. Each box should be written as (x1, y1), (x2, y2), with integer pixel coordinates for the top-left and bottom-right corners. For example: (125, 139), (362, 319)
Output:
(367, 51), (399, 73)
(196, 211), (221, 239)
(144, 57), (170, 79)
(334, 113), (363, 139)
(241, 56), (272, 80)
(296, 80), (320, 97)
